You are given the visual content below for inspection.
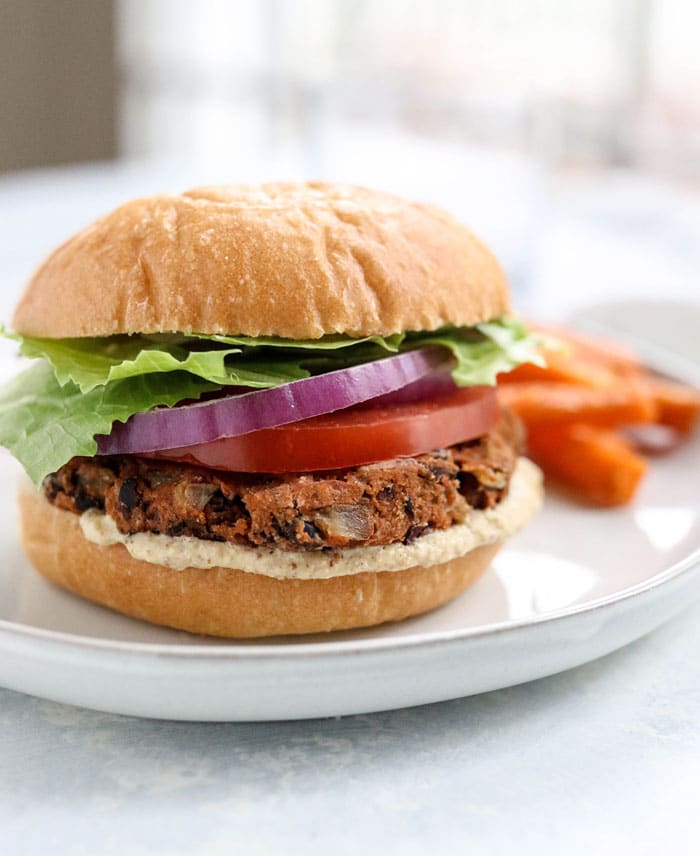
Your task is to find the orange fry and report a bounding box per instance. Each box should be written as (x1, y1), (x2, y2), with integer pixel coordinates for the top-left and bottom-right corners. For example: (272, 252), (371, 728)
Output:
(499, 352), (617, 388)
(643, 378), (700, 434)
(528, 322), (642, 378)
(498, 382), (658, 428)
(526, 424), (648, 507)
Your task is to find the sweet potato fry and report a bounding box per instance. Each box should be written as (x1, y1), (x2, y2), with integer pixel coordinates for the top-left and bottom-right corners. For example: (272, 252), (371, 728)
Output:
(503, 321), (697, 507)
(528, 322), (642, 378)
(498, 382), (658, 428)
(499, 352), (617, 388)
(643, 378), (700, 434)
(526, 424), (648, 507)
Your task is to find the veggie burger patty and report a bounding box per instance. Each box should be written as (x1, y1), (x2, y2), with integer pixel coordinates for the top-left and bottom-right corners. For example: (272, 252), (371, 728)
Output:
(44, 411), (522, 552)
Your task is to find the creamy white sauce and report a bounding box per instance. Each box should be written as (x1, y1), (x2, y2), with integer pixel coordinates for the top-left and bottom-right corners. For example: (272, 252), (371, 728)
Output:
(79, 457), (542, 580)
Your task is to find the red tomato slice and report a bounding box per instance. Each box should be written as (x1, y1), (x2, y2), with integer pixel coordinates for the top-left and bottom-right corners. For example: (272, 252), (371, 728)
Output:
(150, 386), (499, 473)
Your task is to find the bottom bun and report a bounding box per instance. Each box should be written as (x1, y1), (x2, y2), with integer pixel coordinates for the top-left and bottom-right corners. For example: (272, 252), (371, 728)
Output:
(18, 489), (503, 638)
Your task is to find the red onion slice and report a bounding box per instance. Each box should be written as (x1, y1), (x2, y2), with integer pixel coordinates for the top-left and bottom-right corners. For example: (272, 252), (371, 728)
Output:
(97, 347), (452, 455)
(363, 371), (457, 408)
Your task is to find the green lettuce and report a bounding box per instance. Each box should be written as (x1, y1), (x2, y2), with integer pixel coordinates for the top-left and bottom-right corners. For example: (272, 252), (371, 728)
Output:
(409, 318), (544, 386)
(10, 320), (538, 392)
(0, 318), (542, 485)
(0, 363), (220, 485)
(14, 335), (310, 392)
(194, 332), (404, 351)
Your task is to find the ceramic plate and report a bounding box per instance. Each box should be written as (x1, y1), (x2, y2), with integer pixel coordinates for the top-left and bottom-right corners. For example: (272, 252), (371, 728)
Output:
(1, 430), (698, 721)
(0, 306), (698, 721)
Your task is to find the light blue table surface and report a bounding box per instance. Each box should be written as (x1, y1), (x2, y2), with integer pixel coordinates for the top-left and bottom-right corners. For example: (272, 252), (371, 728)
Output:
(3, 605), (700, 855)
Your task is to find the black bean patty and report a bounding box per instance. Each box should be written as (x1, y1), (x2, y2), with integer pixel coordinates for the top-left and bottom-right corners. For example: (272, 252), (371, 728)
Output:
(43, 410), (523, 551)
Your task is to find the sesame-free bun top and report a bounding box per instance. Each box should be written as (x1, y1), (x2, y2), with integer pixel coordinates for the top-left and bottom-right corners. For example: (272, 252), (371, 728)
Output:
(13, 182), (510, 339)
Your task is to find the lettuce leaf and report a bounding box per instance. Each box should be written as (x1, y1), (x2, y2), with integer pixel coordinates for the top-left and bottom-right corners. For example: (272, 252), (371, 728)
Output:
(14, 335), (310, 393)
(10, 321), (539, 392)
(0, 318), (543, 485)
(410, 318), (544, 386)
(194, 332), (404, 351)
(0, 362), (219, 485)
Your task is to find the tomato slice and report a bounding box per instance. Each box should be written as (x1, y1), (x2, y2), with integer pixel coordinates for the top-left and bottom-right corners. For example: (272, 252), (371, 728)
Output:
(150, 386), (500, 473)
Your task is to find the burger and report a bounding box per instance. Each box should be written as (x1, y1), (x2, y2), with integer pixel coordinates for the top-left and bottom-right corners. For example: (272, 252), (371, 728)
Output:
(0, 182), (543, 637)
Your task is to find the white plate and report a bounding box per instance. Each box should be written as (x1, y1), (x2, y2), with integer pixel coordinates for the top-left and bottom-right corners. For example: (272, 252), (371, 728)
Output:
(1, 305), (699, 721)
(0, 429), (698, 721)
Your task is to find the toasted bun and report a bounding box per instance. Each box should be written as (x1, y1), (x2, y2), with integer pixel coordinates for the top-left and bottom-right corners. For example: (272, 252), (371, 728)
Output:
(19, 487), (500, 638)
(12, 182), (510, 339)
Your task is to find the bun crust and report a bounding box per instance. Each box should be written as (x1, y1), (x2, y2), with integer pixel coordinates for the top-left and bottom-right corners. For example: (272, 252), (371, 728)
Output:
(12, 182), (509, 339)
(19, 489), (499, 638)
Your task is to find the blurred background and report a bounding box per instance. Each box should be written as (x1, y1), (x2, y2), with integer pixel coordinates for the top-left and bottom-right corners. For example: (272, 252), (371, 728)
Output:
(0, 0), (698, 323)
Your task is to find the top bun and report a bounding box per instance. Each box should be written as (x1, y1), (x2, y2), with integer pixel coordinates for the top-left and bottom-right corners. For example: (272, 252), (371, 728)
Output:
(12, 182), (510, 339)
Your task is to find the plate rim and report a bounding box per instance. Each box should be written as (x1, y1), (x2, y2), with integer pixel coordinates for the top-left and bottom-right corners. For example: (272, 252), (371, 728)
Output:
(1, 542), (698, 661)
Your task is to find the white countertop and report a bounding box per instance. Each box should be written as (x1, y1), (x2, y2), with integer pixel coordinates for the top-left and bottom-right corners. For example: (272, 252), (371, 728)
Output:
(1, 151), (699, 855)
